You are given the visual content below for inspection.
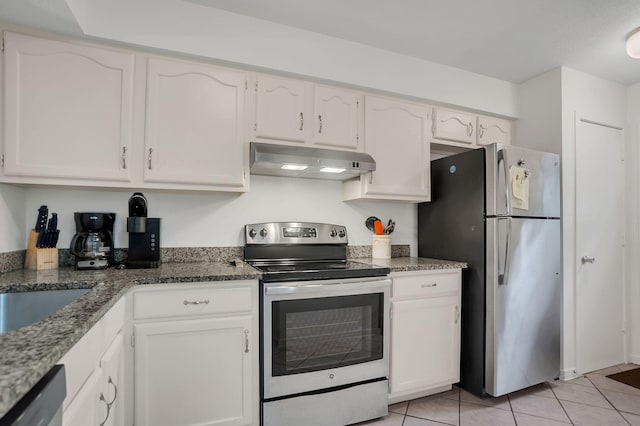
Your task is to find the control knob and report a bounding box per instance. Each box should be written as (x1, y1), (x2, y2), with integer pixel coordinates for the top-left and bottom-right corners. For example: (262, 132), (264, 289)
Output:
(260, 228), (268, 237)
(338, 229), (346, 238)
(248, 228), (257, 238)
(330, 228), (338, 237)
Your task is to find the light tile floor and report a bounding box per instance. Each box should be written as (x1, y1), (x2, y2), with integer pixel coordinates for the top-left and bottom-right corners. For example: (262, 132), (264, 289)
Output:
(357, 364), (640, 426)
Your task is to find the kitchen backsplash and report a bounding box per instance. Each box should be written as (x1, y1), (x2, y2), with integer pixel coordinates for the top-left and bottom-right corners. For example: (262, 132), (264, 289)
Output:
(0, 245), (411, 273)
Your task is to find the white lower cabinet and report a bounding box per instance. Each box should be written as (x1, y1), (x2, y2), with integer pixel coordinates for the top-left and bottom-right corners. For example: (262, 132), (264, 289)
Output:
(61, 298), (126, 426)
(389, 270), (461, 404)
(132, 281), (258, 426)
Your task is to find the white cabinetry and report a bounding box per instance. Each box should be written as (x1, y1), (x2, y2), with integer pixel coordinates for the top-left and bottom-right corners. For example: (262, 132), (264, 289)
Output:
(253, 75), (362, 151)
(1, 31), (249, 192)
(143, 57), (247, 190)
(432, 108), (476, 145)
(61, 298), (126, 426)
(132, 281), (258, 426)
(2, 31), (134, 184)
(477, 115), (512, 145)
(389, 269), (461, 404)
(343, 95), (430, 202)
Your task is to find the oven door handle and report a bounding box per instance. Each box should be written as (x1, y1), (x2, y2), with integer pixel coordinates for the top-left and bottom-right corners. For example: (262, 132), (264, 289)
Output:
(265, 278), (391, 295)
(265, 284), (327, 295)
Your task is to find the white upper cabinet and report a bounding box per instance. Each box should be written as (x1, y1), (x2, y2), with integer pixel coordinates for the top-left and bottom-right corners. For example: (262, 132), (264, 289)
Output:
(343, 95), (430, 202)
(143, 57), (247, 191)
(254, 75), (306, 143)
(312, 85), (360, 150)
(2, 32), (134, 183)
(253, 75), (363, 151)
(432, 107), (476, 144)
(477, 115), (512, 145)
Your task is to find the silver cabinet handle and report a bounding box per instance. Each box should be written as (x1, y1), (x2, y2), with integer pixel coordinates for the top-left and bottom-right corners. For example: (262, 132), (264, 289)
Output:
(455, 306), (460, 324)
(106, 376), (117, 406)
(318, 115), (323, 134)
(121, 146), (127, 169)
(421, 283), (437, 288)
(299, 112), (304, 131)
(244, 329), (249, 353)
(581, 256), (596, 264)
(99, 393), (111, 426)
(467, 122), (473, 137)
(148, 148), (153, 170)
(479, 124), (485, 139)
(183, 299), (210, 305)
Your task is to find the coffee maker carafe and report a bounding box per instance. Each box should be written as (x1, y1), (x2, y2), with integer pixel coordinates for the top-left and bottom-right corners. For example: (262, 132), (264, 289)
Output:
(70, 213), (115, 270)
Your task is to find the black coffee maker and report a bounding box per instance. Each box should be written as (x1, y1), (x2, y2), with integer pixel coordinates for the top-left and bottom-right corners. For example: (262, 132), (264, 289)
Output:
(127, 192), (161, 269)
(70, 213), (116, 270)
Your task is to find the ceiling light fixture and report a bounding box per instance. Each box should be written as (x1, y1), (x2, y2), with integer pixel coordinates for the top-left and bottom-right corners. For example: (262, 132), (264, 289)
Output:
(626, 28), (640, 58)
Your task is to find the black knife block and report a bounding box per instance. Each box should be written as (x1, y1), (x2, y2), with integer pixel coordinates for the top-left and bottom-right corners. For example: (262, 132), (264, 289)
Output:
(127, 218), (161, 269)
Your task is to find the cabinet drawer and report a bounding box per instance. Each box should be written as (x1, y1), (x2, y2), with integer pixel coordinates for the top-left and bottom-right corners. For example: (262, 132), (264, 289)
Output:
(133, 283), (254, 320)
(392, 270), (460, 299)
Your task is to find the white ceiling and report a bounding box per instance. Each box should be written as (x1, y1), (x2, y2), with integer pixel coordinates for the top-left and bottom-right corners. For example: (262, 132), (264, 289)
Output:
(185, 0), (640, 85)
(2, 0), (640, 86)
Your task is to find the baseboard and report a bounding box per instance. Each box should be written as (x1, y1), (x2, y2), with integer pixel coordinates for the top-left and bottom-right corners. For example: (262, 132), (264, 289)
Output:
(630, 354), (640, 365)
(560, 368), (580, 380)
(388, 384), (452, 405)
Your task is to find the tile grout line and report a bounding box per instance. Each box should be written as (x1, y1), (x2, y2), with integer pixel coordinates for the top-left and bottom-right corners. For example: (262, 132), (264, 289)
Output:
(548, 381), (576, 425)
(585, 375), (633, 426)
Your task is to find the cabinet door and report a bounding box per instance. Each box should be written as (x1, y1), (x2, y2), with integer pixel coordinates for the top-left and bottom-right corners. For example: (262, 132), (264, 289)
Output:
(135, 316), (253, 426)
(390, 296), (460, 395)
(254, 75), (306, 143)
(312, 86), (360, 150)
(477, 115), (511, 146)
(100, 334), (125, 426)
(144, 57), (247, 190)
(3, 32), (134, 183)
(63, 367), (104, 426)
(359, 96), (430, 200)
(433, 108), (476, 144)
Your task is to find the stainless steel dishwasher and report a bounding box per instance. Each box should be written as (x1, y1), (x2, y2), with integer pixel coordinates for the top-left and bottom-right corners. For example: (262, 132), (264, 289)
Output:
(0, 365), (66, 426)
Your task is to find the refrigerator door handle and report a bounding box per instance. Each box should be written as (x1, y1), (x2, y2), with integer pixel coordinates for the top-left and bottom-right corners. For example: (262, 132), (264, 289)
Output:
(498, 147), (512, 215)
(497, 217), (512, 285)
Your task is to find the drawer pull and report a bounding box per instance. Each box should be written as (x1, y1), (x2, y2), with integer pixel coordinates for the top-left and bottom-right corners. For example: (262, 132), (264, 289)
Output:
(99, 393), (111, 426)
(422, 283), (438, 288)
(183, 299), (210, 306)
(244, 329), (250, 353)
(106, 376), (118, 406)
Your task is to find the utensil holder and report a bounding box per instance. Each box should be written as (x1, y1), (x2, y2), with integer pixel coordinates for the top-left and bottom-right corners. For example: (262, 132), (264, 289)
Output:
(372, 235), (391, 259)
(24, 229), (59, 270)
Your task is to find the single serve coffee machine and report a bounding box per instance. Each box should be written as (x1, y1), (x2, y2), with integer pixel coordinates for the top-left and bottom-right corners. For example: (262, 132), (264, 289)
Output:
(70, 212), (116, 270)
(127, 192), (161, 268)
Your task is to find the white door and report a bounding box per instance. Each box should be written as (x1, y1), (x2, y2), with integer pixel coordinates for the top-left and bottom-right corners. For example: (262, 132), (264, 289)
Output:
(144, 57), (247, 189)
(254, 75), (306, 143)
(312, 86), (360, 150)
(3, 32), (134, 183)
(362, 96), (431, 200)
(134, 316), (253, 426)
(575, 119), (625, 374)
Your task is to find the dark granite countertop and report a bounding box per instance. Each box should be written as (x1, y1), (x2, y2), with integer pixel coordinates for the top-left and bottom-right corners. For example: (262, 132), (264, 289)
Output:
(0, 256), (464, 418)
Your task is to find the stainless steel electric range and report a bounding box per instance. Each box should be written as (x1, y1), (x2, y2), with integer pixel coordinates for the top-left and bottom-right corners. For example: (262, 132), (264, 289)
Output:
(244, 222), (391, 426)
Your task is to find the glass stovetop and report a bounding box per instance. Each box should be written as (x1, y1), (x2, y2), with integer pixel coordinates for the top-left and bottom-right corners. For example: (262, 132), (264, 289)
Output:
(248, 260), (390, 282)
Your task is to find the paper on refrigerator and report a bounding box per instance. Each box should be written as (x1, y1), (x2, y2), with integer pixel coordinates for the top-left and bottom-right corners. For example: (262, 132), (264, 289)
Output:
(510, 166), (530, 210)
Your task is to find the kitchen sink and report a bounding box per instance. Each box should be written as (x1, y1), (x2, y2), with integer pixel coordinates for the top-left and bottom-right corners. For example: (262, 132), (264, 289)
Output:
(0, 288), (90, 334)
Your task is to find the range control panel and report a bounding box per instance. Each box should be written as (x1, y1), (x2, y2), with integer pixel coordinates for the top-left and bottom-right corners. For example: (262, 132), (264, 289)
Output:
(245, 222), (348, 244)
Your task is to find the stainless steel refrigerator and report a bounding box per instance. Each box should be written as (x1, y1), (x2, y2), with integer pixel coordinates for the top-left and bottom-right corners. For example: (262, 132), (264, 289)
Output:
(418, 143), (561, 397)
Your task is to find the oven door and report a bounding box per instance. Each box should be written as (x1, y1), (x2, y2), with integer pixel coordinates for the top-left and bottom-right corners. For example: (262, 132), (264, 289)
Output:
(262, 276), (391, 400)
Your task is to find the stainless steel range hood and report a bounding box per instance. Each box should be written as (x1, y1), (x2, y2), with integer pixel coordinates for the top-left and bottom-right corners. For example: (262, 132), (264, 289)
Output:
(250, 142), (376, 181)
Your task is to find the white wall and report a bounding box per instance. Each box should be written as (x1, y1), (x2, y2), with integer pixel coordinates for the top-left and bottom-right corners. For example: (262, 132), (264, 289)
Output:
(626, 82), (640, 364)
(23, 175), (417, 254)
(560, 67), (627, 377)
(64, 0), (518, 118)
(0, 183), (26, 252)
(515, 69), (562, 153)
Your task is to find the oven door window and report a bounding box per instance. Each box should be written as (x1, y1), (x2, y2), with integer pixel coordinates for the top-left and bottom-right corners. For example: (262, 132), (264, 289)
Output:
(271, 293), (383, 376)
